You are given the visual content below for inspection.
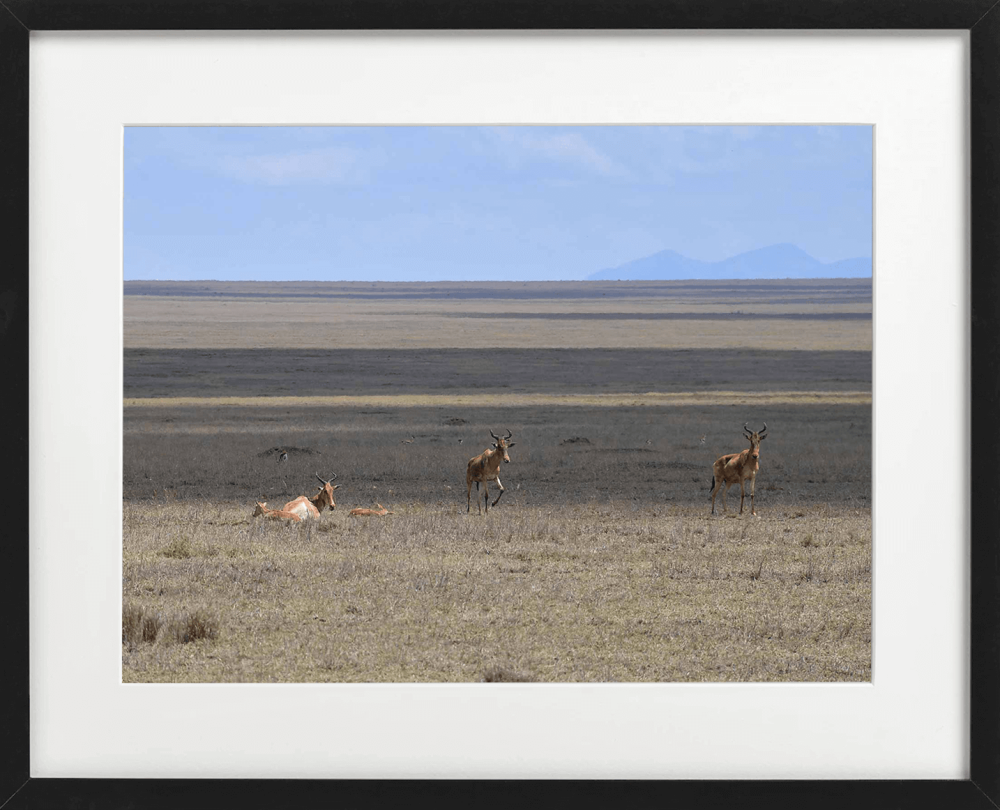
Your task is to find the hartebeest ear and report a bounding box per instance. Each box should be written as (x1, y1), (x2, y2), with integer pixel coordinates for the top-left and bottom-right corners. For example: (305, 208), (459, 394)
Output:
(506, 442), (515, 448)
(758, 433), (767, 441)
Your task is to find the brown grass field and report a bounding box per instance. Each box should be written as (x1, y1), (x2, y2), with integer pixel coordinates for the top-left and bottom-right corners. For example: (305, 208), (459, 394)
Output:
(123, 279), (871, 682)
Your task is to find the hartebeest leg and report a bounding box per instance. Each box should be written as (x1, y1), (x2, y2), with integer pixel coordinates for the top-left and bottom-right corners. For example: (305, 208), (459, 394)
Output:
(739, 480), (746, 514)
(481, 481), (489, 514)
(491, 476), (505, 507)
(749, 474), (757, 516)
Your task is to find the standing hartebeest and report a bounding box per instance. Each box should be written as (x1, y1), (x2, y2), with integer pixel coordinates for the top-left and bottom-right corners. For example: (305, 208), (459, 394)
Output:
(349, 503), (393, 517)
(710, 423), (767, 516)
(283, 473), (341, 520)
(466, 429), (516, 514)
(252, 501), (303, 522)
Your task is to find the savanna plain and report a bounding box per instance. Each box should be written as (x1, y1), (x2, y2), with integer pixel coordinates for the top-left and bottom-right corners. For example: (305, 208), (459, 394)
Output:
(123, 279), (871, 682)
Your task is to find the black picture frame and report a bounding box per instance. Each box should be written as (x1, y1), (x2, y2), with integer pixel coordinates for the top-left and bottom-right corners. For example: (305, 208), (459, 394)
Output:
(2, 1), (997, 808)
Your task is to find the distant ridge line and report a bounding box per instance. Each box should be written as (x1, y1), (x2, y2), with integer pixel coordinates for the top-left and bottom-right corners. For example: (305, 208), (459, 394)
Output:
(589, 243), (872, 281)
(124, 277), (873, 300)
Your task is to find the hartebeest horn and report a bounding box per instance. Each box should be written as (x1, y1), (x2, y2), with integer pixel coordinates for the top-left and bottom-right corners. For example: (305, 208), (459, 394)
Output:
(504, 429), (513, 439)
(490, 430), (500, 441)
(315, 473), (338, 485)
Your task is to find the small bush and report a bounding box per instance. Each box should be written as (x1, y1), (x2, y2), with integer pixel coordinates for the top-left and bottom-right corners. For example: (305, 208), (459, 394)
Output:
(160, 536), (194, 559)
(164, 609), (220, 645)
(122, 603), (162, 646)
(482, 665), (535, 683)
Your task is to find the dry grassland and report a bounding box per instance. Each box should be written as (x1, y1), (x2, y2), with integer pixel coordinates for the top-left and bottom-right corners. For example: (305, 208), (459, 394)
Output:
(124, 279), (871, 351)
(125, 303), (870, 350)
(124, 391), (870, 410)
(123, 279), (871, 682)
(123, 500), (869, 683)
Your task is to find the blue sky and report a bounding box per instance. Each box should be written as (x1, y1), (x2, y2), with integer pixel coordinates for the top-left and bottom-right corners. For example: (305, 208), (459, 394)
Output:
(124, 126), (872, 281)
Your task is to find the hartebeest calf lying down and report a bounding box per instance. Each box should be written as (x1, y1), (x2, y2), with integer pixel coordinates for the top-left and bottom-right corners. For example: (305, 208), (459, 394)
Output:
(467, 429), (516, 514)
(710, 423), (767, 516)
(252, 501), (303, 522)
(283, 473), (341, 520)
(349, 503), (393, 517)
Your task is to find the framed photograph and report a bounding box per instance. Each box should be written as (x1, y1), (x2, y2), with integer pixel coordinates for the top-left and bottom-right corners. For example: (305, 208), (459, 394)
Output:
(5, 1), (998, 807)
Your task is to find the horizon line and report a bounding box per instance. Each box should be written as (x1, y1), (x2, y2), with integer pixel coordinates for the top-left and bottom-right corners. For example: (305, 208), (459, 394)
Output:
(123, 276), (873, 283)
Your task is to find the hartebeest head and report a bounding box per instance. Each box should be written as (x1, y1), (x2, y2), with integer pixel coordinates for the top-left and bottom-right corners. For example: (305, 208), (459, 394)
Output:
(490, 429), (515, 463)
(313, 473), (341, 511)
(253, 500), (303, 522)
(743, 422), (767, 463)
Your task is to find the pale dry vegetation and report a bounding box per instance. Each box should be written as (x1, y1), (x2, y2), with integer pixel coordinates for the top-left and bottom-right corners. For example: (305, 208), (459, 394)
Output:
(124, 279), (871, 351)
(122, 499), (870, 682)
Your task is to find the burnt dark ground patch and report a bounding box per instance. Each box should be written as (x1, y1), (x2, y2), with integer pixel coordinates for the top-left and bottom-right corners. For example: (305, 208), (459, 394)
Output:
(440, 311), (871, 321)
(123, 403), (871, 510)
(125, 347), (871, 398)
(124, 278), (872, 304)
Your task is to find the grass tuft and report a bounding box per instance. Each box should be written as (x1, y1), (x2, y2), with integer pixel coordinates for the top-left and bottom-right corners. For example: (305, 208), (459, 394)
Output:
(122, 602), (163, 646)
(164, 609), (220, 645)
(482, 665), (535, 683)
(160, 536), (194, 559)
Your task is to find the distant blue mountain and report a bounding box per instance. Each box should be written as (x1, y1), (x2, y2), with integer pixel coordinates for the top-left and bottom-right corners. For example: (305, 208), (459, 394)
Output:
(588, 243), (872, 280)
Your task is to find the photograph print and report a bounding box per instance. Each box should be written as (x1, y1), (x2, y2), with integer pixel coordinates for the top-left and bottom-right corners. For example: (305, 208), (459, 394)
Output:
(122, 125), (872, 683)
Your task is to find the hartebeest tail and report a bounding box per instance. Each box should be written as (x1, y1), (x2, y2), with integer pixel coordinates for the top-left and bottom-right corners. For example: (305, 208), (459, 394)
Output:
(710, 423), (767, 516)
(282, 473), (341, 520)
(466, 429), (516, 515)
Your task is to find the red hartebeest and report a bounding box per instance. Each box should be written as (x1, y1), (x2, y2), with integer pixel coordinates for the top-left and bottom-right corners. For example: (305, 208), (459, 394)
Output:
(710, 423), (767, 516)
(466, 429), (516, 514)
(349, 503), (393, 517)
(283, 473), (341, 520)
(252, 501), (303, 522)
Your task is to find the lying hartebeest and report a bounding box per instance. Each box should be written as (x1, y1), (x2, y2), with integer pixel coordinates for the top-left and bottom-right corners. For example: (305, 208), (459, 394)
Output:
(467, 429), (515, 514)
(349, 503), (393, 517)
(252, 501), (303, 522)
(283, 473), (341, 520)
(710, 423), (767, 516)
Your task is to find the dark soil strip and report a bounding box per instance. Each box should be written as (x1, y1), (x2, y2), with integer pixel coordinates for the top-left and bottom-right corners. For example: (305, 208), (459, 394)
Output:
(441, 312), (871, 321)
(124, 347), (872, 399)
